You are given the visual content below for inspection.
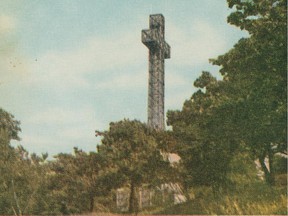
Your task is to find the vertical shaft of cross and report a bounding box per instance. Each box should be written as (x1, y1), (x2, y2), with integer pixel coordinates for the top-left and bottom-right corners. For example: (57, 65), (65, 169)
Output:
(142, 14), (170, 130)
(148, 47), (164, 130)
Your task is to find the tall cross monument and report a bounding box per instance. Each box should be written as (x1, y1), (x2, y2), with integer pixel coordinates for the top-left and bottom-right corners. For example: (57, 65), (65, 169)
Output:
(142, 14), (170, 130)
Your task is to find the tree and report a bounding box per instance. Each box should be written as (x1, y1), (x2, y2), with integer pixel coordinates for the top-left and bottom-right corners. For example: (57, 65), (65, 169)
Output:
(97, 119), (171, 213)
(0, 108), (21, 140)
(0, 108), (49, 215)
(71, 148), (113, 212)
(168, 0), (286, 188)
(0, 108), (21, 214)
(167, 72), (238, 192)
(0, 131), (49, 215)
(210, 0), (287, 185)
(48, 148), (110, 214)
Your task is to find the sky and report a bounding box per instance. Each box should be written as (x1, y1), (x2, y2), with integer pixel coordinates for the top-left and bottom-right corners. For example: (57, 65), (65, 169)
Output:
(0, 0), (247, 157)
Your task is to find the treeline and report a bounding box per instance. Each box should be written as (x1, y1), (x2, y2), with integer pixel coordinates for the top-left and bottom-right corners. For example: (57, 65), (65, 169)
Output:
(0, 0), (287, 214)
(0, 114), (178, 214)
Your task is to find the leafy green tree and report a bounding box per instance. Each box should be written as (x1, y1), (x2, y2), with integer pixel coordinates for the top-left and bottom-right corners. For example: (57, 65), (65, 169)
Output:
(210, 0), (287, 185)
(97, 119), (172, 213)
(273, 155), (287, 174)
(9, 147), (49, 215)
(71, 148), (114, 212)
(0, 108), (21, 214)
(0, 108), (49, 215)
(167, 72), (238, 192)
(168, 0), (286, 188)
(0, 130), (16, 214)
(48, 148), (111, 214)
(0, 108), (21, 140)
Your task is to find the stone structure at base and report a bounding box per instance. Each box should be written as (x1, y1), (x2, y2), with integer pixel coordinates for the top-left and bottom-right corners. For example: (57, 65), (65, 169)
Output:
(116, 183), (186, 212)
(116, 188), (130, 212)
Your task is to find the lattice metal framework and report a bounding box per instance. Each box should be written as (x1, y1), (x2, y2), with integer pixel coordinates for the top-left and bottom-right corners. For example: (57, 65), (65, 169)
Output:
(142, 14), (170, 130)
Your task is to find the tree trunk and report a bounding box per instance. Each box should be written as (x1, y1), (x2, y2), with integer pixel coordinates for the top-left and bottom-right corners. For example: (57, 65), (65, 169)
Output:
(183, 182), (190, 201)
(128, 181), (138, 213)
(267, 147), (275, 185)
(11, 179), (22, 216)
(89, 195), (94, 212)
(259, 150), (275, 186)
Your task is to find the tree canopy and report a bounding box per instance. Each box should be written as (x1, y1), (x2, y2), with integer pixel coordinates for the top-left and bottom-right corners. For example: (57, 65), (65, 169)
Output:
(97, 119), (172, 213)
(168, 0), (287, 187)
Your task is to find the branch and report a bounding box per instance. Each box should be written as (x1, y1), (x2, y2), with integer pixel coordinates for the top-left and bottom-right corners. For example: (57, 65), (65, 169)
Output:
(11, 205), (17, 216)
(12, 179), (22, 216)
(23, 188), (38, 214)
(95, 130), (105, 137)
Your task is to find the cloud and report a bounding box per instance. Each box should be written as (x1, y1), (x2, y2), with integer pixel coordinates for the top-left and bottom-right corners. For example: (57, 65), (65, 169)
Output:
(24, 31), (146, 91)
(15, 133), (94, 158)
(0, 15), (16, 33)
(20, 18), (227, 93)
(165, 72), (194, 110)
(166, 88), (195, 110)
(15, 18), (227, 96)
(27, 106), (96, 126)
(96, 71), (146, 90)
(18, 106), (102, 157)
(167, 19), (227, 67)
(0, 14), (30, 88)
(166, 73), (189, 86)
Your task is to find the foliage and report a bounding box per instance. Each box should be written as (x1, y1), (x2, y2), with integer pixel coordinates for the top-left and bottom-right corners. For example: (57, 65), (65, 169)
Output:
(46, 148), (112, 214)
(0, 108), (21, 140)
(167, 72), (238, 190)
(0, 129), (49, 215)
(168, 0), (287, 190)
(211, 0), (287, 184)
(97, 119), (172, 213)
(273, 154), (287, 174)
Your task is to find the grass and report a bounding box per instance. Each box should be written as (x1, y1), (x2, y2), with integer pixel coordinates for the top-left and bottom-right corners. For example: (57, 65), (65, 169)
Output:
(141, 154), (287, 215)
(149, 182), (287, 215)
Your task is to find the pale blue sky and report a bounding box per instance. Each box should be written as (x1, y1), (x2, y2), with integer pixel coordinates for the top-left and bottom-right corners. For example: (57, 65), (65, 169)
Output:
(0, 0), (247, 157)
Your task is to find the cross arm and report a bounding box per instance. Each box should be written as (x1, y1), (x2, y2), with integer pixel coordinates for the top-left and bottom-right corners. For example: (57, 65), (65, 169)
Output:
(164, 42), (170, 59)
(142, 29), (170, 59)
(142, 29), (158, 48)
